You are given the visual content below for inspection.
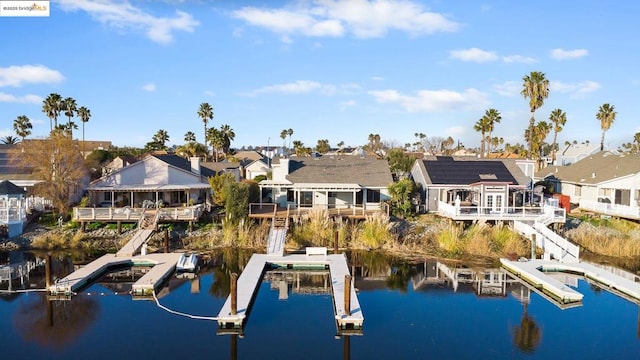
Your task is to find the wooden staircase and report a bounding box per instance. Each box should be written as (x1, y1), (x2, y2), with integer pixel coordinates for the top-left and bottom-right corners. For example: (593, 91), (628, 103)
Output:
(266, 207), (290, 256)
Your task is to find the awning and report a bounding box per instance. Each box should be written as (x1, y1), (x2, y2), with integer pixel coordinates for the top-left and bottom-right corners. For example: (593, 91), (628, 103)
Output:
(86, 183), (211, 191)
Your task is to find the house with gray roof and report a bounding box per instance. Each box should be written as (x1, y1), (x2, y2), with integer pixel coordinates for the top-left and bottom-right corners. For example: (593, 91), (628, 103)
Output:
(258, 156), (393, 215)
(537, 151), (640, 220)
(556, 142), (601, 166)
(86, 154), (214, 208)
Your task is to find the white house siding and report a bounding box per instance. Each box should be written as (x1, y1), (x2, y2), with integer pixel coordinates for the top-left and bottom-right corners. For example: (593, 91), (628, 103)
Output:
(245, 162), (269, 180)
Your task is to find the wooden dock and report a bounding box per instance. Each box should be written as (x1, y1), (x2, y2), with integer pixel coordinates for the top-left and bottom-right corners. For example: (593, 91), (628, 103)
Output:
(501, 259), (640, 305)
(48, 253), (183, 296)
(217, 252), (364, 332)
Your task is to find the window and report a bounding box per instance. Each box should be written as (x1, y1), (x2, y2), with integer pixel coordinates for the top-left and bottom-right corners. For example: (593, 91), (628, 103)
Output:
(287, 189), (294, 202)
(300, 191), (313, 206)
(104, 192), (112, 201)
(367, 189), (381, 203)
(575, 185), (581, 196)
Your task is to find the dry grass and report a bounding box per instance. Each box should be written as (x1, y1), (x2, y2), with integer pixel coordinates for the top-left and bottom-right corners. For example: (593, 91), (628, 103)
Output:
(564, 220), (640, 257)
(355, 212), (394, 249)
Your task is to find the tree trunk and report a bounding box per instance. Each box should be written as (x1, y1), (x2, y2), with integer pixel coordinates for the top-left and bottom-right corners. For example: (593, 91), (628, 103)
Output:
(528, 111), (535, 158)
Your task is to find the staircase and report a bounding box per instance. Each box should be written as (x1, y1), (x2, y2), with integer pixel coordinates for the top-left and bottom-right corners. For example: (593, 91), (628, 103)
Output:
(115, 210), (159, 257)
(266, 208), (289, 256)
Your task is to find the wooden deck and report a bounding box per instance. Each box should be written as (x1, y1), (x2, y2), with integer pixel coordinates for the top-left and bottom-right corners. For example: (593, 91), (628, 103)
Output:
(501, 259), (640, 305)
(73, 205), (204, 223)
(48, 253), (183, 296)
(249, 203), (385, 220)
(217, 253), (364, 332)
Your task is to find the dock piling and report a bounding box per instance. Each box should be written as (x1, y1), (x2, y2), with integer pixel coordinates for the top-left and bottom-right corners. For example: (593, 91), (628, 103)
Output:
(334, 231), (339, 254)
(344, 274), (351, 315)
(45, 254), (52, 290)
(230, 273), (238, 315)
(164, 228), (169, 253)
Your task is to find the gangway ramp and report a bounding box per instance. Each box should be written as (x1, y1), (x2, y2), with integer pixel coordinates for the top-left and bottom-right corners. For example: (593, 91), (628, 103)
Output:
(266, 228), (286, 256)
(116, 229), (154, 257)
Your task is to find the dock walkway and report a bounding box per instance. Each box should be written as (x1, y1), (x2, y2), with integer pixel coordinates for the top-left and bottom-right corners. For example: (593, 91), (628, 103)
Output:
(501, 259), (640, 304)
(217, 253), (363, 331)
(49, 253), (183, 296)
(116, 229), (154, 257)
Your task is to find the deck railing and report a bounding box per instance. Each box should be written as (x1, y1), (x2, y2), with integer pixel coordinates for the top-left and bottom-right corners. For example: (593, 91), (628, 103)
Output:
(249, 202), (388, 217)
(578, 199), (640, 219)
(73, 205), (203, 222)
(438, 201), (566, 223)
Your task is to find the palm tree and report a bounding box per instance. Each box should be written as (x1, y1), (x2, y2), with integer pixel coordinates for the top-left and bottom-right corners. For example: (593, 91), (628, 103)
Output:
(77, 106), (91, 144)
(198, 102), (214, 144)
(634, 132), (640, 154)
(62, 97), (77, 138)
(42, 93), (62, 131)
(184, 131), (196, 143)
(548, 108), (566, 164)
(596, 103), (617, 151)
(219, 124), (235, 155)
(280, 129), (288, 149)
(473, 116), (491, 157)
(525, 121), (551, 169)
(287, 128), (294, 151)
(521, 71), (550, 158)
(13, 115), (32, 143)
(1, 136), (20, 144)
(152, 129), (170, 150)
(207, 127), (225, 162)
(176, 141), (207, 158)
(482, 109), (501, 154)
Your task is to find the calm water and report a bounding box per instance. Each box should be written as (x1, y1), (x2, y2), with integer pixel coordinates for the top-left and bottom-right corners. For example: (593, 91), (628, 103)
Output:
(1, 250), (639, 360)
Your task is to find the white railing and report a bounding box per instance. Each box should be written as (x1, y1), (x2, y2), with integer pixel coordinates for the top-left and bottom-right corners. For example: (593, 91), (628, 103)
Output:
(73, 205), (203, 221)
(438, 201), (565, 223)
(579, 199), (640, 219)
(514, 221), (579, 263)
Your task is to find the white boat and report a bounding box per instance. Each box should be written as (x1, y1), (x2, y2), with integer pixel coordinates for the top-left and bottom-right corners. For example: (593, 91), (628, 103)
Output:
(176, 253), (198, 272)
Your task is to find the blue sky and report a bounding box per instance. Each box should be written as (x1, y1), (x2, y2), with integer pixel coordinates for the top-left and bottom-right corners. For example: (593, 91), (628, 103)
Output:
(1, 0), (639, 150)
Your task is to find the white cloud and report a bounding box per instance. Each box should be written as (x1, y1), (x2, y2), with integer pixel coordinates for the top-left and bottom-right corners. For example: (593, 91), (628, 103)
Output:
(450, 48), (536, 64)
(232, 0), (460, 41)
(371, 76), (384, 81)
(502, 54), (536, 64)
(246, 80), (359, 96)
(58, 0), (199, 45)
(550, 48), (588, 60)
(492, 81), (521, 97)
(551, 80), (600, 98)
(339, 99), (357, 110)
(449, 48), (498, 63)
(368, 88), (489, 112)
(204, 90), (215, 97)
(142, 82), (156, 92)
(0, 92), (42, 103)
(447, 125), (466, 137)
(0, 65), (64, 87)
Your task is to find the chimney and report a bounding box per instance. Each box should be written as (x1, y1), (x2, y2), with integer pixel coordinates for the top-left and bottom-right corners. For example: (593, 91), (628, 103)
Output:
(190, 157), (201, 175)
(591, 172), (595, 178)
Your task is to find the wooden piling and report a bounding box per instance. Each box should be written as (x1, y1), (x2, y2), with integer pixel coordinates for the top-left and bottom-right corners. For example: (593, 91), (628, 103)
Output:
(45, 254), (52, 290)
(344, 274), (351, 315)
(117, 221), (122, 235)
(531, 234), (536, 260)
(164, 228), (169, 253)
(230, 272), (238, 315)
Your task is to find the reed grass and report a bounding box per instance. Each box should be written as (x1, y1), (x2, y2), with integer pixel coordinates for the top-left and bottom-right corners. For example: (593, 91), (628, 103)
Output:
(564, 220), (640, 257)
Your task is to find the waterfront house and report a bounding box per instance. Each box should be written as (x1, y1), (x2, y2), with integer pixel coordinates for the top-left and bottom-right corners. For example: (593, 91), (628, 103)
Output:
(85, 154), (214, 207)
(0, 180), (27, 237)
(537, 151), (640, 220)
(256, 155), (393, 216)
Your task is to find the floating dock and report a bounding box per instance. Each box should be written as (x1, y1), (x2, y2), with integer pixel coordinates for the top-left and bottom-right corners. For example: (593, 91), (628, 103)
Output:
(501, 258), (640, 305)
(217, 252), (363, 332)
(48, 253), (183, 296)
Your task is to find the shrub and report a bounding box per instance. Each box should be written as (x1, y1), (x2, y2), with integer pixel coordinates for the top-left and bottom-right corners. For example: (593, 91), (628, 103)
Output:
(356, 212), (393, 249)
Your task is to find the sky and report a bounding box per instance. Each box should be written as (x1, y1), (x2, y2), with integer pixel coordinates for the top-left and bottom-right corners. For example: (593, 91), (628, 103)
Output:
(2, 0), (640, 151)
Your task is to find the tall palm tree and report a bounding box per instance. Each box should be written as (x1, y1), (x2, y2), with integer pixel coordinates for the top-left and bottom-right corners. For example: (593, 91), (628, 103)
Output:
(77, 106), (91, 144)
(280, 129), (288, 149)
(525, 121), (551, 169)
(548, 108), (566, 164)
(287, 128), (294, 151)
(184, 131), (196, 143)
(42, 93), (62, 131)
(473, 116), (491, 157)
(198, 102), (214, 144)
(596, 103), (617, 151)
(62, 97), (77, 138)
(153, 129), (170, 150)
(13, 115), (32, 143)
(207, 127), (224, 162)
(482, 109), (501, 154)
(219, 124), (235, 155)
(634, 132), (640, 154)
(521, 71), (550, 158)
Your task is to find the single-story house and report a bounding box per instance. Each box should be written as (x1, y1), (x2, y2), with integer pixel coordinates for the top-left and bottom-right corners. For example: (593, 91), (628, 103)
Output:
(411, 156), (534, 213)
(258, 155), (393, 212)
(86, 154), (216, 207)
(537, 151), (640, 218)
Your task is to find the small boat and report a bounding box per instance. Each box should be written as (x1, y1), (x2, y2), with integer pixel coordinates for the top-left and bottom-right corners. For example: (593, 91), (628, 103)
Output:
(176, 253), (199, 272)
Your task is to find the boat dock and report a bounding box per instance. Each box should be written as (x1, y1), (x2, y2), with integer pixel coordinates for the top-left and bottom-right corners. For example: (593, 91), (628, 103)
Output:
(217, 252), (363, 332)
(116, 229), (154, 257)
(501, 258), (640, 305)
(48, 253), (183, 296)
